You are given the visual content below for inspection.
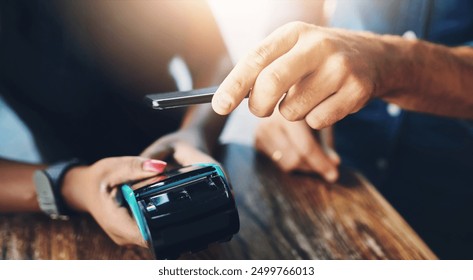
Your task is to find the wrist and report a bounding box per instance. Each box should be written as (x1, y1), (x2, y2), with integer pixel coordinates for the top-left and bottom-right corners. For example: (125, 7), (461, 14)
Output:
(61, 165), (90, 213)
(179, 104), (226, 154)
(34, 159), (85, 219)
(375, 33), (420, 98)
(177, 127), (212, 155)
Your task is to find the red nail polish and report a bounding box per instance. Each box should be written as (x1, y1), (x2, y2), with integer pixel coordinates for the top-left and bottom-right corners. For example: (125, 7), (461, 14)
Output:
(143, 159), (167, 173)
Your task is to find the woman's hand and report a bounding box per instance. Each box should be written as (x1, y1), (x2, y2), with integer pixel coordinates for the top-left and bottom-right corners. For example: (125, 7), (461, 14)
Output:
(141, 128), (218, 166)
(61, 156), (167, 247)
(255, 109), (340, 182)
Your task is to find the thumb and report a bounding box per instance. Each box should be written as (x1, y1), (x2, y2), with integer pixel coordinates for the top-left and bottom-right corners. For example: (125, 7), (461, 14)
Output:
(98, 156), (167, 187)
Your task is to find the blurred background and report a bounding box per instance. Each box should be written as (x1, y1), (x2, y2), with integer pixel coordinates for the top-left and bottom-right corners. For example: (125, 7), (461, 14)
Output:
(0, 0), (324, 163)
(0, 96), (40, 162)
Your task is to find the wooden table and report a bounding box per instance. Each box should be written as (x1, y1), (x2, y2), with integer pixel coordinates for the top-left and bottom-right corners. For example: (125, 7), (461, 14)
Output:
(0, 144), (436, 259)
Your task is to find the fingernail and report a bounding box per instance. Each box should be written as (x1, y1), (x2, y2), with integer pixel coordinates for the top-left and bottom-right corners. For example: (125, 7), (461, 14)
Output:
(143, 159), (167, 173)
(214, 94), (232, 113)
(325, 169), (338, 183)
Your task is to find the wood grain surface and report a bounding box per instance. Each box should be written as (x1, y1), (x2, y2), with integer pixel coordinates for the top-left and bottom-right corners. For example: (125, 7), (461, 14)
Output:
(0, 144), (436, 260)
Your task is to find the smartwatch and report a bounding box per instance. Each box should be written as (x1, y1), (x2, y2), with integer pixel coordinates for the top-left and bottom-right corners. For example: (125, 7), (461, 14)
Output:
(33, 159), (83, 220)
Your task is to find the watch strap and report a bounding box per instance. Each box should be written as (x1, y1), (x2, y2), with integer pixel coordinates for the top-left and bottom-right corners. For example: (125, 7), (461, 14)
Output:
(36, 159), (84, 219)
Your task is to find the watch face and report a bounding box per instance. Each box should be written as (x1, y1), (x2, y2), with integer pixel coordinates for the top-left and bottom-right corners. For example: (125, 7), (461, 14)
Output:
(34, 170), (60, 217)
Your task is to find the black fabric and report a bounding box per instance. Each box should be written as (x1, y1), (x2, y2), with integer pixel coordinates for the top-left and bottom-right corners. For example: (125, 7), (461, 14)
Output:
(0, 0), (185, 163)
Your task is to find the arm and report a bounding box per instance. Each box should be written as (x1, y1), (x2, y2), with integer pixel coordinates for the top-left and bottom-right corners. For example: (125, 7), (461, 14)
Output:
(212, 23), (473, 128)
(141, 1), (233, 163)
(178, 0), (232, 155)
(380, 37), (473, 119)
(0, 159), (44, 212)
(0, 157), (167, 247)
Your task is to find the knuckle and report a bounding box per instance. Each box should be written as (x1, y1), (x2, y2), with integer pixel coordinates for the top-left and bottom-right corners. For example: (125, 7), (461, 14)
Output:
(279, 102), (302, 121)
(334, 53), (351, 73)
(280, 161), (295, 172)
(350, 86), (364, 101)
(281, 154), (302, 171)
(348, 76), (370, 99)
(338, 52), (350, 64)
(280, 163), (295, 172)
(296, 88), (317, 108)
(281, 88), (313, 121)
(248, 100), (273, 117)
(228, 77), (246, 95)
(350, 91), (370, 114)
(260, 68), (284, 89)
(285, 21), (310, 33)
(291, 157), (305, 170)
(349, 75), (363, 88)
(353, 89), (366, 103)
(319, 37), (337, 53)
(248, 46), (271, 69)
(314, 159), (332, 174)
(299, 141), (317, 156)
(324, 54), (351, 79)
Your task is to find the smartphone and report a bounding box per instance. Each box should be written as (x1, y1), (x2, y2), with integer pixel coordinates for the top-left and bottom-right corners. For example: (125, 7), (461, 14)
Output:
(118, 163), (240, 259)
(145, 86), (218, 110)
(145, 86), (250, 110)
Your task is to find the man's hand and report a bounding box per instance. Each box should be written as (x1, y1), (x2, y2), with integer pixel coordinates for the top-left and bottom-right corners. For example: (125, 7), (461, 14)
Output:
(61, 157), (167, 247)
(212, 21), (385, 128)
(213, 21), (473, 121)
(255, 109), (340, 182)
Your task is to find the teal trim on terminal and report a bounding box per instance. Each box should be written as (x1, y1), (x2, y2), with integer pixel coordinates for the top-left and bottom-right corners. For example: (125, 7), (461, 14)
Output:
(198, 163), (226, 180)
(121, 184), (151, 242)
